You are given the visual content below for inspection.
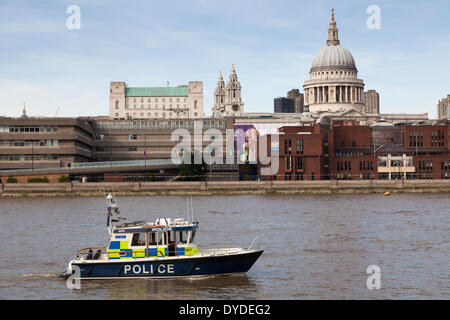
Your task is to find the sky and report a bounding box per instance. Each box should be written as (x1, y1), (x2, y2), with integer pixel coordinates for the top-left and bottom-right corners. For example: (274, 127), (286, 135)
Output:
(0, 0), (449, 119)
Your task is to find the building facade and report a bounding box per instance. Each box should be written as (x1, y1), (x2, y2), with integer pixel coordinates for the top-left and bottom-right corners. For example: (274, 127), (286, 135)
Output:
(437, 94), (450, 120)
(274, 97), (295, 113)
(212, 65), (244, 118)
(364, 90), (380, 114)
(258, 119), (450, 180)
(109, 81), (204, 120)
(92, 118), (232, 163)
(0, 117), (94, 170)
(287, 89), (305, 113)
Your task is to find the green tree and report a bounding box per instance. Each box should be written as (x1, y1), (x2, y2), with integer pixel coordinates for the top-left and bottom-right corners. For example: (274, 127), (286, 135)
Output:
(6, 177), (18, 183)
(178, 152), (204, 181)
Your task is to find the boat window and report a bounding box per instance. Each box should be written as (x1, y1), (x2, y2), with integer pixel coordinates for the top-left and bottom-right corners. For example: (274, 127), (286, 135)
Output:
(178, 231), (189, 244)
(149, 232), (163, 246)
(167, 231), (175, 244)
(131, 233), (146, 246)
(190, 230), (196, 243)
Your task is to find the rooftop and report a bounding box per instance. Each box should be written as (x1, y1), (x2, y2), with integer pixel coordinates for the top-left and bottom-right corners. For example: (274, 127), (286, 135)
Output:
(125, 87), (188, 97)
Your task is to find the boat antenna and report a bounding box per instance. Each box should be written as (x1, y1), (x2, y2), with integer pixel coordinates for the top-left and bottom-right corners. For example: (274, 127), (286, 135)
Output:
(190, 196), (194, 222)
(186, 197), (190, 222)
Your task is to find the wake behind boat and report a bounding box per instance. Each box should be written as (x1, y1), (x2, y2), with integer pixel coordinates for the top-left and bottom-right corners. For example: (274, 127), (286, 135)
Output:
(60, 194), (263, 279)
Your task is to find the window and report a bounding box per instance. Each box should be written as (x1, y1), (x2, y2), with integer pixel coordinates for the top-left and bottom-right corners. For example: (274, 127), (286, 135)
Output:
(129, 134), (137, 140)
(178, 231), (189, 244)
(284, 139), (292, 153)
(296, 156), (303, 170)
(128, 147), (137, 151)
(131, 233), (146, 246)
(285, 156), (292, 170)
(149, 232), (163, 245)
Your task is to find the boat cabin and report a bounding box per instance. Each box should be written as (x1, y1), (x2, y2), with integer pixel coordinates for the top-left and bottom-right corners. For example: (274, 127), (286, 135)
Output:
(106, 218), (199, 260)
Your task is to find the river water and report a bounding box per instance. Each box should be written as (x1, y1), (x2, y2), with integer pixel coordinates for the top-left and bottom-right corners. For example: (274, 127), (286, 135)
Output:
(0, 194), (449, 299)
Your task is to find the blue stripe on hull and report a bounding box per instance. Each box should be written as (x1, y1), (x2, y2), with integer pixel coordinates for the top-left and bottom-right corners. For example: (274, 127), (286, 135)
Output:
(72, 250), (263, 279)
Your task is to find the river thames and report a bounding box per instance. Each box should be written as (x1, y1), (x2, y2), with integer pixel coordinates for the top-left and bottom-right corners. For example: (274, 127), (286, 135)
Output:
(0, 194), (449, 299)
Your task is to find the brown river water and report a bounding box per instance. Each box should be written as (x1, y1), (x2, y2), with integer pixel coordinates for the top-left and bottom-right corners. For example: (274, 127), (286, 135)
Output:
(0, 194), (449, 299)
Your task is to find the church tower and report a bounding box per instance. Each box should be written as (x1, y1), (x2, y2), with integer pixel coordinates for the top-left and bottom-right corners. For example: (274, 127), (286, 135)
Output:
(212, 64), (244, 117)
(212, 71), (226, 118)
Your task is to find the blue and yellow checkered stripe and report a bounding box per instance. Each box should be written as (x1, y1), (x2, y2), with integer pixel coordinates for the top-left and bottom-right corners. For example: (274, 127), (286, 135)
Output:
(107, 241), (198, 259)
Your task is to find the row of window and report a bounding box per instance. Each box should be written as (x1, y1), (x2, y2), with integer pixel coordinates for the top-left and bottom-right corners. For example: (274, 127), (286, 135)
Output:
(337, 160), (352, 171)
(124, 104), (188, 110)
(335, 152), (365, 157)
(284, 139), (304, 154)
(430, 130), (445, 139)
(359, 161), (374, 171)
(418, 160), (433, 170)
(0, 140), (58, 147)
(130, 230), (195, 247)
(0, 126), (58, 133)
(284, 156), (304, 171)
(115, 112), (198, 119)
(430, 141), (445, 147)
(312, 70), (356, 77)
(95, 120), (226, 130)
(127, 97), (187, 103)
(279, 172), (312, 180)
(0, 154), (58, 161)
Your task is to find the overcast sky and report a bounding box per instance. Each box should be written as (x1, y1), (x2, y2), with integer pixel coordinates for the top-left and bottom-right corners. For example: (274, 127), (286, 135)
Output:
(0, 0), (449, 119)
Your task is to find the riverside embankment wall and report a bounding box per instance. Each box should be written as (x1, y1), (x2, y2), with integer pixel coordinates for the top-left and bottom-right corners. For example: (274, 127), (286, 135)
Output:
(1, 180), (450, 197)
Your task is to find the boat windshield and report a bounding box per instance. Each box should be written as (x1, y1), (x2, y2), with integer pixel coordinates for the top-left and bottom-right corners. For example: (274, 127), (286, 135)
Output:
(149, 232), (163, 245)
(131, 233), (146, 246)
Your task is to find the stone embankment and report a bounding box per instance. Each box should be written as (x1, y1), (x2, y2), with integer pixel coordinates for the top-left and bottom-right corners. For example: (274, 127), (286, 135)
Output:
(1, 180), (449, 197)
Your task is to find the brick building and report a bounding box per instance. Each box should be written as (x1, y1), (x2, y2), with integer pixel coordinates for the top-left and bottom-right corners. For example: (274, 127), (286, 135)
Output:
(258, 119), (450, 180)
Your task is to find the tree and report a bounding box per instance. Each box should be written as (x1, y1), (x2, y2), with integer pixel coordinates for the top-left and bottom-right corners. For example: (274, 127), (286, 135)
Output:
(178, 152), (204, 181)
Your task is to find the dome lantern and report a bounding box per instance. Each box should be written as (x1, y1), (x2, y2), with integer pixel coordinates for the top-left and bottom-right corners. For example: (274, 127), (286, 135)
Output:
(327, 8), (340, 46)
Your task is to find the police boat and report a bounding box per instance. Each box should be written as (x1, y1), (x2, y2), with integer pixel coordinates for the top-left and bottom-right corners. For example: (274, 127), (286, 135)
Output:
(59, 194), (263, 279)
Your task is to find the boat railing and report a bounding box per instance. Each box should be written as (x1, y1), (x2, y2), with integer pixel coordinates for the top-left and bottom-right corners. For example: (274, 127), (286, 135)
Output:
(76, 248), (166, 260)
(76, 247), (107, 260)
(76, 247), (253, 260)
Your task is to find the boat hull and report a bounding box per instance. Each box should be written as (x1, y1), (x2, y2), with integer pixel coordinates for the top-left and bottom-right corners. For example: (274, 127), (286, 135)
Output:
(60, 249), (263, 279)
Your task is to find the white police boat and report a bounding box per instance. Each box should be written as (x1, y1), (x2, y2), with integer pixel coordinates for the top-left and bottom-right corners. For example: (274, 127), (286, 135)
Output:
(60, 194), (263, 279)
